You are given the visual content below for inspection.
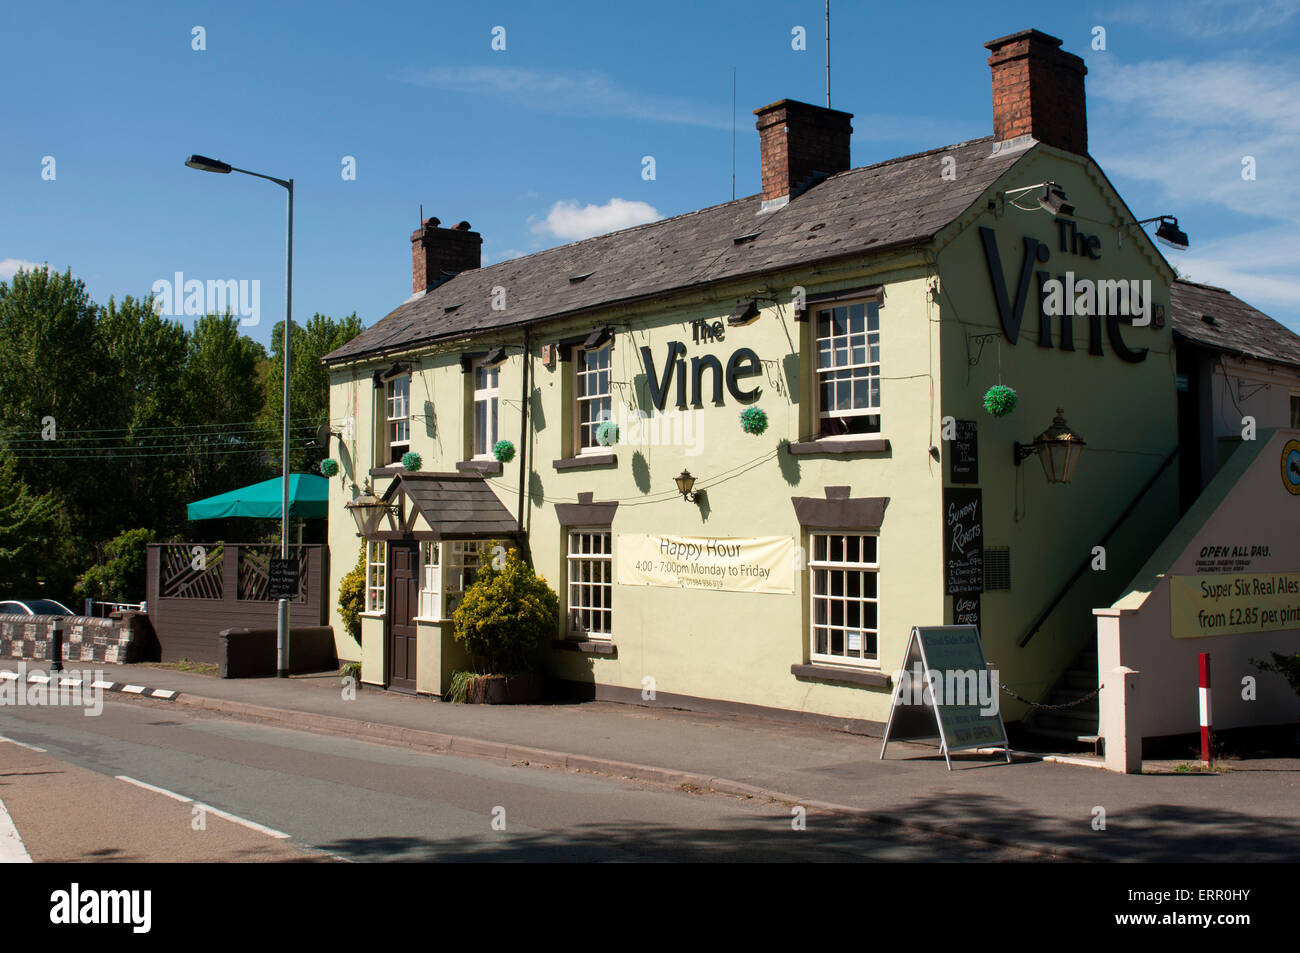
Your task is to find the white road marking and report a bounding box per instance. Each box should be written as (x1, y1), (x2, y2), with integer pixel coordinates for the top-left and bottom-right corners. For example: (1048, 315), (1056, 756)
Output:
(58, 678), (83, 688)
(195, 803), (290, 839)
(121, 685), (145, 694)
(26, 674), (50, 684)
(114, 775), (192, 803)
(91, 680), (114, 690)
(0, 735), (46, 753)
(152, 690), (177, 699)
(0, 671), (17, 681)
(113, 778), (289, 839)
(0, 799), (32, 863)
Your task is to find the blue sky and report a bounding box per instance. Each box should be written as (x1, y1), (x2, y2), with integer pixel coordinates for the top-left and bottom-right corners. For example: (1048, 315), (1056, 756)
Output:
(3, 0), (1298, 343)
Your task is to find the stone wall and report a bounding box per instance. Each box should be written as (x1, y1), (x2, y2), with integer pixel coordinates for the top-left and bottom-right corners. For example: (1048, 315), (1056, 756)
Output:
(0, 614), (145, 664)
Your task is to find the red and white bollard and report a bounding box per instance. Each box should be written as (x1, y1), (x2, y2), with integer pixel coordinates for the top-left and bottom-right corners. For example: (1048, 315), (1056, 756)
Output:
(1198, 652), (1213, 763)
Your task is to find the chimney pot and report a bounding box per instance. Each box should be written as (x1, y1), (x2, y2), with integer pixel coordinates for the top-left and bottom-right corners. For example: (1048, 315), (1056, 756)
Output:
(985, 29), (1088, 155)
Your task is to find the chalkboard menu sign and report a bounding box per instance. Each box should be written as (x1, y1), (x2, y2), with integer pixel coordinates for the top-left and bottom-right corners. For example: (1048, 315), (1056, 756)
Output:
(944, 487), (984, 595)
(953, 592), (981, 630)
(269, 557), (299, 599)
(950, 419), (978, 484)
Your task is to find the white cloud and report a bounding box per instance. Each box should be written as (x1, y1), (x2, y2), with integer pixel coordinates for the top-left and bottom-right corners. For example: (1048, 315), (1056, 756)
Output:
(399, 66), (729, 129)
(530, 198), (661, 241)
(0, 258), (43, 281)
(1089, 53), (1300, 328)
(1101, 0), (1300, 38)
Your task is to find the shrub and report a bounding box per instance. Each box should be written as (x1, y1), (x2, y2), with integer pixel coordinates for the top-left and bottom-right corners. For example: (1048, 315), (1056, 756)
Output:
(338, 547), (366, 645)
(1252, 653), (1300, 699)
(452, 542), (558, 674)
(74, 528), (155, 604)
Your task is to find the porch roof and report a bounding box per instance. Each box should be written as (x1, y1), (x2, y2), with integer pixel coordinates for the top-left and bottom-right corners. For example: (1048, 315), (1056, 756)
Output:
(379, 471), (519, 539)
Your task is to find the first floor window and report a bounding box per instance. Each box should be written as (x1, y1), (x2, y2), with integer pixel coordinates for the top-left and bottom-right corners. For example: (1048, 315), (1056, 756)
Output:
(365, 540), (387, 613)
(814, 301), (881, 437)
(567, 529), (612, 638)
(809, 532), (878, 665)
(472, 361), (499, 458)
(575, 345), (612, 452)
(386, 374), (411, 463)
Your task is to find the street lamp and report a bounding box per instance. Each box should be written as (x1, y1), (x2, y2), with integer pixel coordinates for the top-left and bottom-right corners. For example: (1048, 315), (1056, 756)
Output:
(344, 480), (396, 537)
(674, 469), (700, 504)
(186, 153), (294, 678)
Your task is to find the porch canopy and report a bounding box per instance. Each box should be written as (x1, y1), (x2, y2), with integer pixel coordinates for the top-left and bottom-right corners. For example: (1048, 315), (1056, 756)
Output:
(376, 472), (520, 538)
(186, 473), (329, 521)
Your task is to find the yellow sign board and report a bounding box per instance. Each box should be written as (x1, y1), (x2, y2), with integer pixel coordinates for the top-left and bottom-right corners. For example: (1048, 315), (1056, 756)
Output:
(617, 534), (795, 594)
(1169, 572), (1300, 638)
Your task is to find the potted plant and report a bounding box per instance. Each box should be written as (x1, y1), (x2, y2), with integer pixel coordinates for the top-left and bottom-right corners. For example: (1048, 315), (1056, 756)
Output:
(449, 542), (558, 703)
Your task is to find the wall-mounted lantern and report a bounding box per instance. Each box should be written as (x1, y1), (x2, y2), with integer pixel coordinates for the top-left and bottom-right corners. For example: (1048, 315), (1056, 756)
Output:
(344, 479), (396, 536)
(1013, 409), (1087, 484)
(674, 469), (700, 504)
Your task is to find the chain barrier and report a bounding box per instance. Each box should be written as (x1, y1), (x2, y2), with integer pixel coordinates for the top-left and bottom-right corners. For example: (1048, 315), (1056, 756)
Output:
(1000, 683), (1102, 711)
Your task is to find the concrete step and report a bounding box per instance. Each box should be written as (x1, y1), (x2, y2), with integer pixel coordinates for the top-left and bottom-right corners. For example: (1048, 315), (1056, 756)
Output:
(1064, 671), (1098, 690)
(1035, 710), (1099, 732)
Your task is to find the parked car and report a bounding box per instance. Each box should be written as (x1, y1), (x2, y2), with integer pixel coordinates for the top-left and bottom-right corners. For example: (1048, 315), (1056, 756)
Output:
(0, 599), (74, 616)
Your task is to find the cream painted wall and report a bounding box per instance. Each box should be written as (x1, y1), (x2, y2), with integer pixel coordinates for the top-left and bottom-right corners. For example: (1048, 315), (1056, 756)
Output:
(935, 146), (1182, 719)
(1098, 429), (1300, 739)
(1207, 355), (1300, 440)
(327, 250), (946, 722)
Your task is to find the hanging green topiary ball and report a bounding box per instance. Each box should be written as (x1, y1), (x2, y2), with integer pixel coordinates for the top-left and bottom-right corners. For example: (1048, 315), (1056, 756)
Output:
(401, 451), (422, 472)
(740, 406), (769, 435)
(319, 458), (340, 478)
(493, 439), (516, 463)
(983, 385), (1018, 417)
(596, 421), (619, 447)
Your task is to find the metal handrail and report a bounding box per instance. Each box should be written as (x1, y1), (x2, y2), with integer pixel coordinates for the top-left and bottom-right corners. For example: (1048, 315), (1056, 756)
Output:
(1018, 446), (1180, 648)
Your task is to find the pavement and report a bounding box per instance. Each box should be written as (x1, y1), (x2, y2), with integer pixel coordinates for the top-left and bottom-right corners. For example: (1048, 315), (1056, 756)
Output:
(2, 658), (1298, 861)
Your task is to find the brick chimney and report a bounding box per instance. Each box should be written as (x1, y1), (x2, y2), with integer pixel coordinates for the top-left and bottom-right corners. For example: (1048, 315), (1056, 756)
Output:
(753, 99), (854, 211)
(410, 217), (482, 294)
(985, 29), (1088, 155)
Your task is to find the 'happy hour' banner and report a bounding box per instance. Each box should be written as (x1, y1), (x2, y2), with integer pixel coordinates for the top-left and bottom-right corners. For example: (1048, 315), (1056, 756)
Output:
(617, 534), (795, 594)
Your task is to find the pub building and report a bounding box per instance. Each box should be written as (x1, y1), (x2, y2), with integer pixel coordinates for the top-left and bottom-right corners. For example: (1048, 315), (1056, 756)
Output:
(322, 28), (1300, 748)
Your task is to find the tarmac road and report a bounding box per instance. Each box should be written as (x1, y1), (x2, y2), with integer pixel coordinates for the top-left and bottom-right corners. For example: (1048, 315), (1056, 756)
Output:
(0, 695), (1041, 862)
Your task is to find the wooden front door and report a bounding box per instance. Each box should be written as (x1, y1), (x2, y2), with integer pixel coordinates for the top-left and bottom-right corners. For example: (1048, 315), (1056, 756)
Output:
(388, 543), (419, 691)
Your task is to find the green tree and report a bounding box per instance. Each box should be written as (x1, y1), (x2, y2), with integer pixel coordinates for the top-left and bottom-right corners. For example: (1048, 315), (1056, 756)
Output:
(74, 527), (156, 604)
(261, 313), (365, 472)
(179, 313), (270, 504)
(0, 447), (69, 595)
(95, 295), (191, 537)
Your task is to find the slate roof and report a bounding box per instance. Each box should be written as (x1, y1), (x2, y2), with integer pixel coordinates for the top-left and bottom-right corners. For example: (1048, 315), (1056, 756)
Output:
(381, 472), (519, 538)
(324, 135), (1027, 365)
(1170, 280), (1300, 370)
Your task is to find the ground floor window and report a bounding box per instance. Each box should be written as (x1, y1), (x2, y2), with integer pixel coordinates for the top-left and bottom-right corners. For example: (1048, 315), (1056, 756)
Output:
(567, 529), (612, 639)
(808, 532), (878, 665)
(443, 541), (483, 618)
(365, 540), (387, 613)
(418, 541), (441, 618)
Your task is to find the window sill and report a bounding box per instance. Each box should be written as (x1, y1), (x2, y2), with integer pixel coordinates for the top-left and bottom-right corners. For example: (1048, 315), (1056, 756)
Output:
(787, 438), (890, 455)
(791, 663), (891, 689)
(457, 459), (503, 475)
(553, 453), (617, 471)
(359, 611), (386, 619)
(412, 616), (444, 624)
(553, 638), (618, 657)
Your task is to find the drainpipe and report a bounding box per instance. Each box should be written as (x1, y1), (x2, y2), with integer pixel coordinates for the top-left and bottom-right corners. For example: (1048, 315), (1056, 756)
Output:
(516, 326), (530, 538)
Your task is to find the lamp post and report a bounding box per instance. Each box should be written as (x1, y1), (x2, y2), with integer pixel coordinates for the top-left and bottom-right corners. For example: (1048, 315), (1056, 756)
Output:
(186, 154), (294, 678)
